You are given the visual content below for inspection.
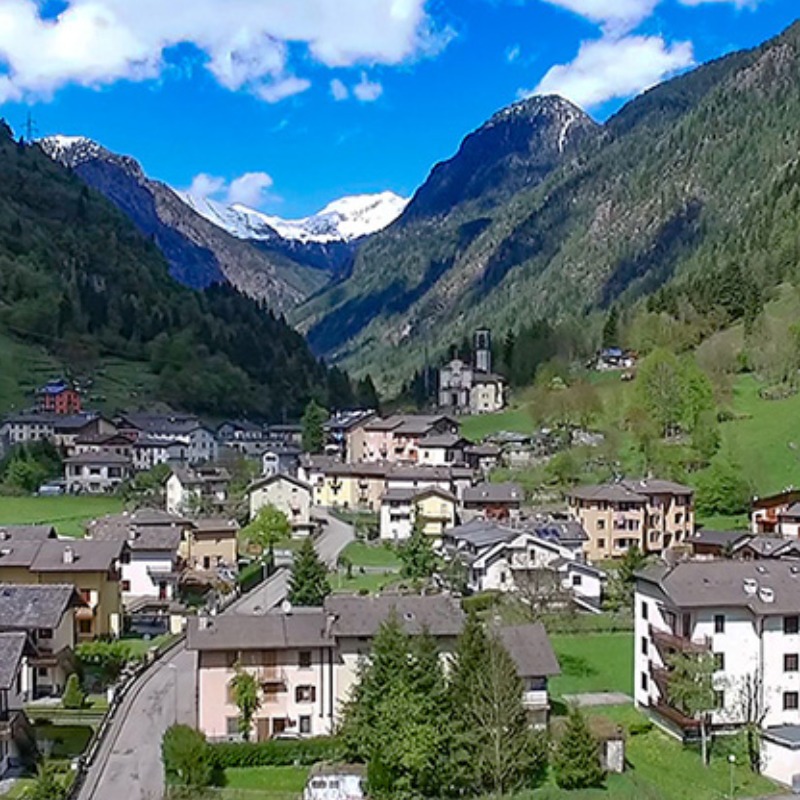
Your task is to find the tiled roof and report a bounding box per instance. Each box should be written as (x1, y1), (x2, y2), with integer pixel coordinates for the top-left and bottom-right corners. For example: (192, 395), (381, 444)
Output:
(0, 632), (27, 690)
(0, 584), (80, 630)
(497, 623), (560, 678)
(464, 482), (523, 504)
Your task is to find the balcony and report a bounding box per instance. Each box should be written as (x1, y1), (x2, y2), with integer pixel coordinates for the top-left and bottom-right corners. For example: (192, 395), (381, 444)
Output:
(649, 625), (710, 656)
(258, 667), (287, 689)
(649, 664), (671, 696)
(521, 689), (549, 710)
(651, 701), (702, 732)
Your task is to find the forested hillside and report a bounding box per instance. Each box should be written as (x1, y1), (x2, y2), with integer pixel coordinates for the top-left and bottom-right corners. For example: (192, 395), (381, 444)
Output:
(300, 21), (800, 390)
(0, 123), (352, 419)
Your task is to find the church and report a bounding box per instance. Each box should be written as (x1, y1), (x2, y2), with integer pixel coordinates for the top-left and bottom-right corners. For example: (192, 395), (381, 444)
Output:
(438, 329), (507, 415)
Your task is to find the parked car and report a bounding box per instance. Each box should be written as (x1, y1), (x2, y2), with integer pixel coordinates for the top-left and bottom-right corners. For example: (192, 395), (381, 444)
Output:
(303, 764), (366, 800)
(37, 480), (66, 496)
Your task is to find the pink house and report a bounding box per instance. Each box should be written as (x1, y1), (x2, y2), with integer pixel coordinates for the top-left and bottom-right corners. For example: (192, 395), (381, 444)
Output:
(348, 415), (460, 465)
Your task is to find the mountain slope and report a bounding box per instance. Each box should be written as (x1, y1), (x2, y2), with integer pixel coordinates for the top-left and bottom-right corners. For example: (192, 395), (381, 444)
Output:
(0, 125), (352, 419)
(38, 136), (327, 311)
(300, 22), (800, 388)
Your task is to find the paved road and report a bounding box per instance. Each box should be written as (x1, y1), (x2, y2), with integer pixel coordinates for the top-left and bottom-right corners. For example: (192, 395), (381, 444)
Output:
(78, 509), (354, 800)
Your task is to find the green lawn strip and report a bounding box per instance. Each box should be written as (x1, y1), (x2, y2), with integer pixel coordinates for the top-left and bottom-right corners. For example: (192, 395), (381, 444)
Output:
(548, 633), (634, 698)
(340, 541), (401, 569)
(331, 571), (401, 594)
(120, 633), (174, 659)
(0, 496), (124, 537)
(222, 766), (309, 792)
(460, 407), (534, 442)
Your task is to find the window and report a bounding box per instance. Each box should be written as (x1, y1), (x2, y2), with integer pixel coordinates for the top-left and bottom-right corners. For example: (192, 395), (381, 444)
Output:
(598, 538), (605, 549)
(37, 628), (53, 640)
(597, 519), (605, 530)
(572, 574), (582, 587)
(298, 651), (312, 669)
(641, 637), (648, 656)
(715, 690), (725, 709)
(226, 717), (239, 736)
(641, 601), (648, 621)
(785, 616), (800, 635)
(37, 667), (48, 678)
(122, 580), (131, 592)
(784, 692), (799, 711)
(714, 614), (725, 634)
(295, 685), (316, 703)
(640, 672), (648, 691)
(714, 652), (725, 671)
(786, 654), (799, 672)
(78, 619), (92, 635)
(299, 715), (312, 734)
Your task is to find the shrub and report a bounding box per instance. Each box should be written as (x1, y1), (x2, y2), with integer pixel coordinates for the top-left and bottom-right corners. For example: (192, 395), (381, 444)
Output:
(553, 707), (604, 790)
(461, 592), (501, 614)
(76, 640), (134, 687)
(61, 674), (85, 710)
(162, 725), (214, 789)
(209, 736), (343, 768)
(627, 720), (654, 736)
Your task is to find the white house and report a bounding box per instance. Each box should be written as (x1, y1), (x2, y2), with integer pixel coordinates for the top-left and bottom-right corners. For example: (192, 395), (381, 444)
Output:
(249, 474), (314, 536)
(64, 449), (132, 494)
(379, 486), (458, 543)
(166, 466), (230, 515)
(635, 559), (800, 788)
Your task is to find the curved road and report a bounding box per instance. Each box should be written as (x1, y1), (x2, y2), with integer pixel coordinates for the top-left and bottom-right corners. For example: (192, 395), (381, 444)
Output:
(77, 509), (354, 800)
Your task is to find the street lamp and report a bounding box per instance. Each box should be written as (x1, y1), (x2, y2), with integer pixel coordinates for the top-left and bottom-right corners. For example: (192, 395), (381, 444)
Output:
(728, 753), (736, 799)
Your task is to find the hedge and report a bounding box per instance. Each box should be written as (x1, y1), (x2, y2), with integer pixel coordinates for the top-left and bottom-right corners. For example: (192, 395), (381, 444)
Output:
(210, 736), (344, 768)
(237, 561), (265, 593)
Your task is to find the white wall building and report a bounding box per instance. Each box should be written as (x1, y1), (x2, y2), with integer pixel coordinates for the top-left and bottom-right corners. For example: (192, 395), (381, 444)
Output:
(249, 474), (313, 536)
(635, 560), (800, 787)
(64, 450), (132, 494)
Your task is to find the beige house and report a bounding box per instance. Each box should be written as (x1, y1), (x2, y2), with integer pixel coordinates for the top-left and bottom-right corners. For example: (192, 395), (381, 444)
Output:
(568, 479), (694, 562)
(379, 487), (458, 543)
(183, 519), (240, 573)
(249, 475), (314, 536)
(188, 594), (560, 742)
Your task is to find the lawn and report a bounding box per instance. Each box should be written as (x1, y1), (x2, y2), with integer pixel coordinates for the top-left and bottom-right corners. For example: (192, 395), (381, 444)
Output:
(340, 540), (401, 569)
(220, 766), (308, 799)
(461, 406), (534, 442)
(33, 723), (94, 759)
(121, 633), (175, 659)
(331, 570), (401, 594)
(548, 632), (633, 698)
(0, 495), (123, 537)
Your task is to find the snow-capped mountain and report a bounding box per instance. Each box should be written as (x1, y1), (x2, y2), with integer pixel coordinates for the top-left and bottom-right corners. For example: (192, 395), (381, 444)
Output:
(184, 191), (408, 244)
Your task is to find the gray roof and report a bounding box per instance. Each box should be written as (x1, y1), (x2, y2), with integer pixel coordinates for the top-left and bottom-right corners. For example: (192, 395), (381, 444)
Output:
(464, 483), (523, 505)
(569, 478), (693, 503)
(30, 539), (124, 572)
(734, 536), (789, 557)
(637, 560), (800, 615)
(248, 473), (312, 494)
(388, 465), (474, 481)
(443, 519), (518, 550)
(0, 584), (80, 630)
(780, 503), (800, 519)
(170, 466), (230, 486)
(418, 433), (466, 449)
(763, 725), (800, 749)
(690, 529), (751, 548)
(187, 609), (331, 651)
(0, 525), (57, 542)
(118, 413), (205, 436)
(324, 594), (465, 638)
(0, 632), (27, 690)
(65, 450), (131, 466)
(90, 524), (182, 552)
(498, 623), (561, 678)
(464, 444), (501, 457)
(0, 540), (46, 568)
(529, 519), (589, 544)
(382, 486), (456, 504)
(192, 518), (240, 534)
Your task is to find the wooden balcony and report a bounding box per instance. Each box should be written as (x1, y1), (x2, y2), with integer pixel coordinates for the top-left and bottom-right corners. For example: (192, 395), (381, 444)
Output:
(649, 625), (710, 656)
(258, 667), (287, 689)
(651, 701), (701, 732)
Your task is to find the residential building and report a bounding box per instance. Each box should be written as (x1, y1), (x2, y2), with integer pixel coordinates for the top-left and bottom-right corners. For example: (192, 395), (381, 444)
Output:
(249, 474), (314, 535)
(417, 433), (469, 466)
(438, 329), (507, 415)
(264, 424), (303, 448)
(348, 415), (460, 465)
(260, 446), (302, 478)
(216, 421), (265, 445)
(166, 466), (230, 515)
(0, 632), (29, 777)
(182, 519), (239, 573)
(635, 559), (800, 787)
(379, 487), (458, 543)
(118, 413), (218, 465)
(0, 411), (99, 450)
(64, 449), (132, 494)
(132, 435), (179, 472)
(324, 410), (377, 460)
(37, 379), (81, 415)
(73, 432), (133, 459)
(751, 490), (800, 537)
(462, 482), (523, 522)
(87, 521), (182, 601)
(188, 594), (560, 742)
(0, 539), (124, 640)
(567, 479), (694, 562)
(0, 584), (82, 699)
(687, 529), (751, 559)
(464, 443), (502, 475)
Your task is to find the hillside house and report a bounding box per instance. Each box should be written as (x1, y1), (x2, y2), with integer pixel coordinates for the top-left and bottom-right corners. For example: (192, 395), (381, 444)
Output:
(462, 482), (523, 522)
(348, 414), (460, 464)
(0, 632), (30, 777)
(379, 486), (458, 543)
(751, 490), (800, 537)
(249, 474), (313, 536)
(182, 519), (239, 574)
(64, 449), (132, 494)
(261, 446), (302, 478)
(37, 379), (81, 415)
(166, 466), (230, 515)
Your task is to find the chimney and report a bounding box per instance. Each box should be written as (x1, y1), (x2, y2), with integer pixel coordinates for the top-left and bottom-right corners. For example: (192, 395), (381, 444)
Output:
(743, 578), (758, 595)
(63, 546), (75, 565)
(0, 529), (8, 541)
(759, 586), (775, 604)
(198, 613), (211, 631)
(128, 527), (138, 541)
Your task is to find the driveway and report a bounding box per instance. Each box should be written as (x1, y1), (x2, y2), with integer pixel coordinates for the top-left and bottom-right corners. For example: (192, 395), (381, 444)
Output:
(77, 508), (355, 800)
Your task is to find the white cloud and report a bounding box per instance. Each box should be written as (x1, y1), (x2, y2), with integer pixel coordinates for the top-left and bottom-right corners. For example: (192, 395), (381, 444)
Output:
(255, 76), (311, 103)
(330, 78), (350, 101)
(353, 72), (383, 102)
(531, 34), (694, 109)
(0, 0), (446, 103)
(679, 0), (760, 6)
(227, 172), (275, 207)
(187, 170), (275, 209)
(505, 44), (521, 64)
(541, 0), (660, 34)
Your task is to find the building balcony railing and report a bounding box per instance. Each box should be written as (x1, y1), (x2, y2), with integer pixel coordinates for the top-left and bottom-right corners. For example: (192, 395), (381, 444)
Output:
(649, 625), (710, 656)
(521, 689), (549, 710)
(258, 667), (287, 688)
(651, 701), (702, 732)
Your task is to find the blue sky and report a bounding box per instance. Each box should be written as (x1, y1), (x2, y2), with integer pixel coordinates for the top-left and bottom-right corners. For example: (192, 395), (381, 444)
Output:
(0, 0), (798, 217)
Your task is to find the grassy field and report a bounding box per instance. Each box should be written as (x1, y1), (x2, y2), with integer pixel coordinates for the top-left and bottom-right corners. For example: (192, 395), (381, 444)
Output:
(548, 633), (633, 698)
(340, 540), (402, 569)
(219, 766), (308, 799)
(0, 495), (123, 536)
(461, 406), (535, 441)
(331, 571), (401, 594)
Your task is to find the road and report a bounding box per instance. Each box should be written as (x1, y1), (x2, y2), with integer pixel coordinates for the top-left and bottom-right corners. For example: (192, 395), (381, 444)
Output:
(77, 509), (354, 800)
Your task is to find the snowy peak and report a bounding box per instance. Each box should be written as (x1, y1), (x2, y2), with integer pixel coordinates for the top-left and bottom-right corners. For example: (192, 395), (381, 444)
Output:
(186, 191), (408, 244)
(38, 134), (145, 179)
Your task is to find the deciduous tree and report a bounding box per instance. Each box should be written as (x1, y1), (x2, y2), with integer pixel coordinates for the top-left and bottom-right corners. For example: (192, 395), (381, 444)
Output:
(229, 666), (261, 742)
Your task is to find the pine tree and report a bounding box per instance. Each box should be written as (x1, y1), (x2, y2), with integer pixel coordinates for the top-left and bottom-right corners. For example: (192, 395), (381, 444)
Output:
(398, 510), (437, 581)
(553, 706), (604, 789)
(301, 399), (328, 453)
(61, 673), (85, 710)
(602, 306), (620, 348)
(288, 536), (330, 607)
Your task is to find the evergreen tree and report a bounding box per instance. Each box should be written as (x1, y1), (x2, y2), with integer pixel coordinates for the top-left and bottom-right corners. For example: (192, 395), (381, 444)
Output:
(553, 707), (604, 790)
(28, 762), (67, 800)
(398, 511), (437, 581)
(602, 306), (620, 348)
(288, 536), (330, 607)
(61, 673), (85, 710)
(302, 399), (328, 453)
(356, 374), (381, 411)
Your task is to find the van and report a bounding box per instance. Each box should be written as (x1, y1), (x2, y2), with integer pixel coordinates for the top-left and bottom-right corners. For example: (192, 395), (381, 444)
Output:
(303, 764), (367, 800)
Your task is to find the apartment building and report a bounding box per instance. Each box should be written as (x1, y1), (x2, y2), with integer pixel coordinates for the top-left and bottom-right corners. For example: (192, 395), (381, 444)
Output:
(751, 490), (800, 537)
(568, 479), (694, 562)
(635, 560), (800, 787)
(64, 449), (132, 494)
(249, 474), (313, 535)
(378, 486), (458, 543)
(347, 415), (460, 465)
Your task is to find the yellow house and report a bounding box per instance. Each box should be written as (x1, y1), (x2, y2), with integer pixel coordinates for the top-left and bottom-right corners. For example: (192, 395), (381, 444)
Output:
(311, 463), (388, 511)
(183, 519), (240, 572)
(0, 538), (124, 640)
(379, 487), (458, 544)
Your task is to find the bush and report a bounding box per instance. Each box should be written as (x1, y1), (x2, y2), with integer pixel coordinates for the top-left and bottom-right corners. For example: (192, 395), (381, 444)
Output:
(553, 708), (605, 790)
(627, 720), (654, 736)
(61, 674), (85, 710)
(162, 724), (214, 789)
(237, 560), (265, 593)
(461, 592), (501, 614)
(210, 736), (343, 768)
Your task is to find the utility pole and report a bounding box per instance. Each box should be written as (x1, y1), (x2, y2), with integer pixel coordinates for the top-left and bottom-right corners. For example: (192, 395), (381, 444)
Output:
(23, 111), (38, 143)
